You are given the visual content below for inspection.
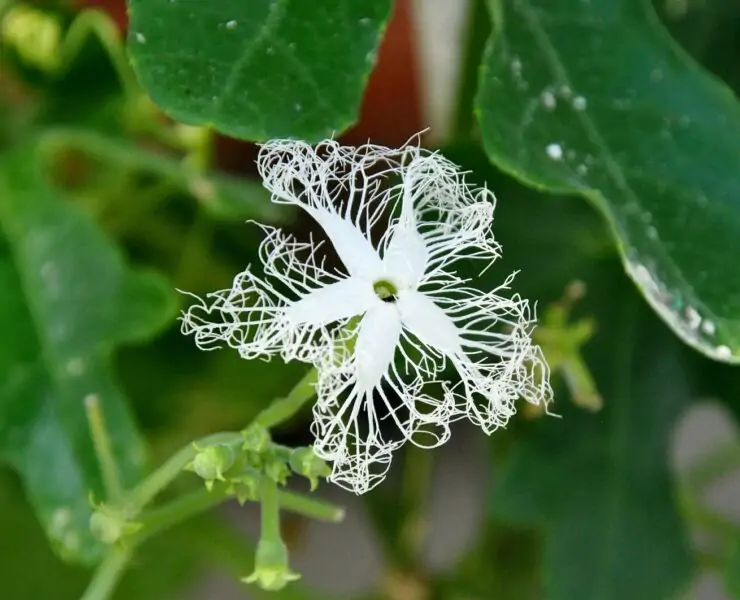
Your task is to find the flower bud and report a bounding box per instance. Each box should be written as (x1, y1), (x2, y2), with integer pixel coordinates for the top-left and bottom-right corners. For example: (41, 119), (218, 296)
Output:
(227, 467), (261, 505)
(188, 443), (236, 484)
(242, 539), (301, 591)
(289, 447), (331, 490)
(242, 424), (271, 453)
(264, 454), (291, 486)
(89, 505), (141, 545)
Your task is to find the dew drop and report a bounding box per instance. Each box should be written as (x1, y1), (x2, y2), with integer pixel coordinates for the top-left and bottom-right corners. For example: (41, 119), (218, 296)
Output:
(572, 96), (587, 111)
(134, 32), (146, 44)
(626, 259), (735, 363)
(717, 345), (732, 360)
(225, 20), (237, 29)
(701, 320), (716, 336)
(540, 89), (557, 110)
(546, 143), (563, 160)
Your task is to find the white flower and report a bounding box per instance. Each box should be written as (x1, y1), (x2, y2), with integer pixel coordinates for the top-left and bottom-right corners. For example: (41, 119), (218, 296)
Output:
(180, 138), (552, 494)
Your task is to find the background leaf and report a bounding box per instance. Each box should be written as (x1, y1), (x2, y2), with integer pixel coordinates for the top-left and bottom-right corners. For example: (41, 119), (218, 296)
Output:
(0, 141), (176, 564)
(476, 0), (740, 364)
(127, 0), (392, 142)
(490, 262), (695, 600)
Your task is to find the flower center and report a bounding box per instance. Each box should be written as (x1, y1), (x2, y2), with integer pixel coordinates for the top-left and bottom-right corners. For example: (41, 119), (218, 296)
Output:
(373, 279), (398, 303)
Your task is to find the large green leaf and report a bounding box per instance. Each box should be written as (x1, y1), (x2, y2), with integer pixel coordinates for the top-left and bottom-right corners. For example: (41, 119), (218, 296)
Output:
(476, 0), (740, 364)
(0, 142), (176, 564)
(490, 264), (694, 600)
(126, 0), (392, 142)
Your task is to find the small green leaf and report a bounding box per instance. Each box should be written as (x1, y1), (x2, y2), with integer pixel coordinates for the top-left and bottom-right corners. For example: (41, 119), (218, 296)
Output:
(0, 142), (176, 564)
(127, 0), (392, 141)
(476, 0), (740, 363)
(491, 264), (694, 600)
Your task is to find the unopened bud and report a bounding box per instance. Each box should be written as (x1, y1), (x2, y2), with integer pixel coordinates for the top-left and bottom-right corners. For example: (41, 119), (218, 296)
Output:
(289, 447), (330, 490)
(242, 424), (271, 453)
(89, 505), (141, 545)
(227, 467), (261, 505)
(243, 539), (301, 591)
(187, 443), (236, 484)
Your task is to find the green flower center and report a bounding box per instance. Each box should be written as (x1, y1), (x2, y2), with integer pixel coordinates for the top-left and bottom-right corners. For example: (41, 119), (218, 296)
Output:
(373, 279), (398, 303)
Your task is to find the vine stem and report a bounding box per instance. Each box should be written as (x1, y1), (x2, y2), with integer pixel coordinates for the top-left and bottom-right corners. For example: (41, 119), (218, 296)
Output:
(134, 486), (344, 545)
(85, 394), (123, 503)
(127, 432), (242, 509)
(255, 368), (318, 429)
(79, 549), (131, 600)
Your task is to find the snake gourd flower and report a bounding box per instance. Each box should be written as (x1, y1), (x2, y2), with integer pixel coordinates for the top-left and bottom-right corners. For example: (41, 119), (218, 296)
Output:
(181, 138), (552, 494)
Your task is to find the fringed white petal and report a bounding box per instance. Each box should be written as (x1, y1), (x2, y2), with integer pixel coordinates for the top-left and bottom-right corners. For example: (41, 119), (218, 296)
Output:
(400, 273), (553, 433)
(310, 306), (455, 494)
(257, 139), (395, 280)
(180, 224), (373, 365)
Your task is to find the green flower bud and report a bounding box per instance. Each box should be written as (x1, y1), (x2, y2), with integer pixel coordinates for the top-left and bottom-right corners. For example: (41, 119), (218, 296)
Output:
(89, 505), (141, 545)
(289, 447), (331, 490)
(242, 424), (271, 453)
(227, 467), (261, 505)
(187, 443), (236, 484)
(242, 539), (301, 591)
(264, 454), (291, 486)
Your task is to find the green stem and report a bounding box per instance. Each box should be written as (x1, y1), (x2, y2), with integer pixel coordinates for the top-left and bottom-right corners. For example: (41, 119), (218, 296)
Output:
(85, 394), (123, 503)
(38, 128), (278, 220)
(127, 432), (242, 509)
(62, 10), (140, 99)
(278, 490), (345, 523)
(79, 549), (131, 600)
(125, 367), (318, 509)
(261, 475), (281, 541)
(134, 485), (344, 546)
(256, 368), (318, 429)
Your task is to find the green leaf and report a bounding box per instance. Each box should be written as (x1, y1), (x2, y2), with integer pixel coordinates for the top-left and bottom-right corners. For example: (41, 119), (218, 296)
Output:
(491, 263), (694, 600)
(127, 0), (392, 142)
(441, 144), (611, 303)
(476, 0), (740, 364)
(0, 142), (176, 564)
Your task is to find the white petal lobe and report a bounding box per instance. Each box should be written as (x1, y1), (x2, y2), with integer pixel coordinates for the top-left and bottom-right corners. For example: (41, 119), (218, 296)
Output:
(284, 277), (378, 325)
(382, 221), (429, 287)
(304, 206), (383, 280)
(355, 303), (402, 393)
(398, 290), (463, 355)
